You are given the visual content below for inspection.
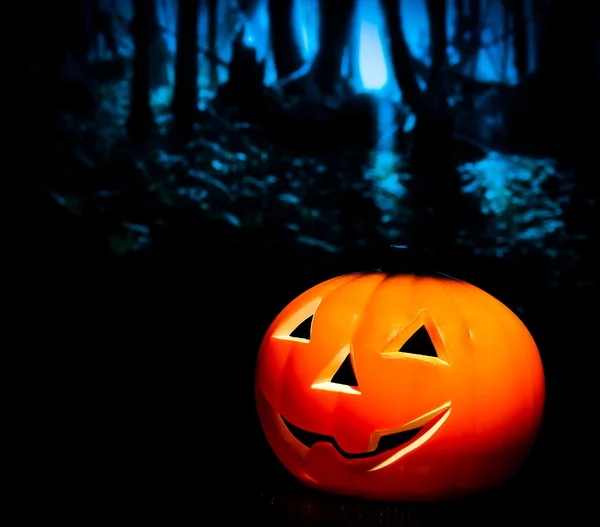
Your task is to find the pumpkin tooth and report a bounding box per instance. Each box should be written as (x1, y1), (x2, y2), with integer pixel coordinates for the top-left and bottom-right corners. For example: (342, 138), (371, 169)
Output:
(368, 408), (452, 472)
(395, 401), (451, 432)
(366, 401), (452, 451)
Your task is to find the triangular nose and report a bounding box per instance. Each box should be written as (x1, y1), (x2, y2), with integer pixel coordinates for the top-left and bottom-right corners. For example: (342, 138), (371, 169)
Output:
(311, 345), (361, 396)
(401, 325), (438, 357)
(331, 354), (359, 388)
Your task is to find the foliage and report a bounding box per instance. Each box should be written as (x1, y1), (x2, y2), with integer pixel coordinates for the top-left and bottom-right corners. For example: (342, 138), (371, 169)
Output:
(459, 152), (574, 257)
(41, 79), (590, 290)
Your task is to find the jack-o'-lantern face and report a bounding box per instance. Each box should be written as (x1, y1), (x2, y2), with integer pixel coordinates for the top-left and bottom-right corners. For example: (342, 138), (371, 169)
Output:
(255, 248), (545, 502)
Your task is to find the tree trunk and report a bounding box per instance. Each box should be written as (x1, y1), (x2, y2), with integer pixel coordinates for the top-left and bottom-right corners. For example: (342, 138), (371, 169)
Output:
(509, 0), (528, 82)
(268, 0), (303, 81)
(91, 0), (118, 59)
(410, 0), (468, 254)
(453, 0), (480, 76)
(346, 38), (356, 82)
(148, 19), (171, 90)
(382, 0), (423, 113)
(309, 0), (356, 96)
(454, 0), (467, 42)
(501, 0), (510, 81)
(427, 0), (447, 113)
(127, 0), (155, 143)
(536, 0), (598, 164)
(172, 0), (200, 143)
(26, 1), (72, 160)
(531, 0), (545, 69)
(73, 0), (93, 66)
(207, 0), (219, 91)
(536, 0), (599, 246)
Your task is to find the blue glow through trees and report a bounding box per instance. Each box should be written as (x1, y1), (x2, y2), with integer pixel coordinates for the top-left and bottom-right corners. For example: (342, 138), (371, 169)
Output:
(242, 0), (270, 62)
(114, 0), (533, 100)
(358, 22), (388, 91)
(356, 0), (389, 92)
(114, 0), (536, 107)
(293, 0), (319, 61)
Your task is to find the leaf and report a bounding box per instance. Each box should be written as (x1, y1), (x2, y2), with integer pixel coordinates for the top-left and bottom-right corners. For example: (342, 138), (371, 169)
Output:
(48, 190), (82, 215)
(189, 170), (231, 198)
(109, 232), (135, 256)
(279, 193), (301, 205)
(222, 212), (242, 227)
(159, 191), (174, 206)
(210, 159), (228, 173)
(243, 176), (267, 190)
(73, 149), (95, 168)
(297, 236), (340, 253)
(283, 223), (300, 232)
(122, 222), (150, 235)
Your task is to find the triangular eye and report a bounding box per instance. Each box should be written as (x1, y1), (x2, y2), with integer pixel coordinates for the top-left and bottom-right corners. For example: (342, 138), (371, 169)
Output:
(400, 325), (438, 358)
(331, 354), (359, 388)
(290, 315), (313, 340)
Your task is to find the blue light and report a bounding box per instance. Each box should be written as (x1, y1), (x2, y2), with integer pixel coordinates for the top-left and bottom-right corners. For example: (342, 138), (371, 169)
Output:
(293, 0), (319, 61)
(355, 0), (390, 92)
(300, 25), (309, 55)
(358, 21), (388, 91)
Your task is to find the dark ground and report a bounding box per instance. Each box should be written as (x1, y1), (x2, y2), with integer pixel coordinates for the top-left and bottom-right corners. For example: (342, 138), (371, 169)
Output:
(25, 230), (596, 524)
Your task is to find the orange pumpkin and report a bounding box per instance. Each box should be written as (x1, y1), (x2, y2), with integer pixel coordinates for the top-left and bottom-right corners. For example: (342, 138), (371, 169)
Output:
(255, 246), (545, 502)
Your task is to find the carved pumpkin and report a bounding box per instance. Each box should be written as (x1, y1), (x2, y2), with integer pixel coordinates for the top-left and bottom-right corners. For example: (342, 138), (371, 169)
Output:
(255, 246), (545, 502)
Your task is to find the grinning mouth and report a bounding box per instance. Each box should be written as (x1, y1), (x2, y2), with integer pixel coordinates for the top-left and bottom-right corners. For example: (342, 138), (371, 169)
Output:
(280, 407), (449, 459)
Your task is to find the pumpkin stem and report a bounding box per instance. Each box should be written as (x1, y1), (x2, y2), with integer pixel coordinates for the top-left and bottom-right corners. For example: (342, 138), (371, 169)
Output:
(380, 245), (437, 275)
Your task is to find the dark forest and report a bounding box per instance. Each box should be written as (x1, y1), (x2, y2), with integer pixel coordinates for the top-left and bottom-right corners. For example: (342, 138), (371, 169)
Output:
(24, 0), (598, 523)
